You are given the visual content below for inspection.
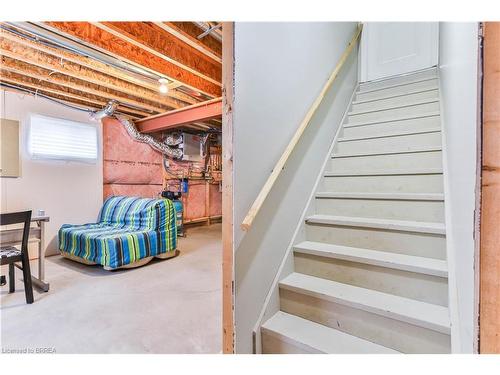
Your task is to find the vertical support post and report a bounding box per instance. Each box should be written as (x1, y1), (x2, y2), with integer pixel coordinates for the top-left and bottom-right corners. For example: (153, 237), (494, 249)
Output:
(480, 21), (500, 353)
(38, 220), (45, 281)
(222, 21), (235, 354)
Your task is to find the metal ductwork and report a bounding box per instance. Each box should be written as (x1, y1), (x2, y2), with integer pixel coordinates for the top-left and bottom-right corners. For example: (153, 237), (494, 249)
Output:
(114, 115), (183, 159)
(91, 100), (119, 120)
(165, 132), (183, 146)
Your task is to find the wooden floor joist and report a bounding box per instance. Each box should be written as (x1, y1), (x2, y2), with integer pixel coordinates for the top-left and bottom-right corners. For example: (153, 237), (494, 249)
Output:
(0, 71), (149, 118)
(136, 97), (223, 133)
(1, 22), (222, 121)
(154, 22), (222, 64)
(167, 22), (222, 58)
(0, 57), (167, 114)
(44, 22), (222, 98)
(0, 38), (185, 109)
(1, 83), (141, 120)
(0, 27), (199, 106)
(95, 22), (221, 83)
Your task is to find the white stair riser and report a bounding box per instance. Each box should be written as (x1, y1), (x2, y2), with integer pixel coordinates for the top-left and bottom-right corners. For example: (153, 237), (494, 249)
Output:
(330, 150), (442, 173)
(305, 223), (446, 259)
(359, 69), (437, 92)
(261, 330), (321, 354)
(335, 132), (441, 155)
(356, 79), (438, 102)
(261, 312), (398, 354)
(351, 90), (439, 113)
(279, 289), (451, 353)
(347, 101), (440, 125)
(315, 198), (445, 222)
(342, 116), (441, 139)
(294, 252), (448, 306)
(322, 174), (444, 193)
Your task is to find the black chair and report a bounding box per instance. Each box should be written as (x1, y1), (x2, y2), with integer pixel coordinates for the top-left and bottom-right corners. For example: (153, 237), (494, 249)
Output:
(0, 211), (34, 304)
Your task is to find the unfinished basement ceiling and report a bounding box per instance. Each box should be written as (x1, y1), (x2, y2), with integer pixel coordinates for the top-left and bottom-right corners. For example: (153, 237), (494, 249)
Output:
(0, 21), (222, 132)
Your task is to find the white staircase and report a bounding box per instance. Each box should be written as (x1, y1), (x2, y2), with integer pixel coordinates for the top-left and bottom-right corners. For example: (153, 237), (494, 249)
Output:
(261, 68), (452, 354)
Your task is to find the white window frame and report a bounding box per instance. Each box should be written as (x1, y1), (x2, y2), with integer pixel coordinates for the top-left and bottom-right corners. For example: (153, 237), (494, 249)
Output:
(28, 114), (98, 163)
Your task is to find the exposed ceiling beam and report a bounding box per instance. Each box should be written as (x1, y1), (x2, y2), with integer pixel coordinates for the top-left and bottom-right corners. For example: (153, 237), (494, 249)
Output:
(0, 37), (185, 110)
(43, 22), (221, 98)
(8, 22), (161, 82)
(165, 22), (222, 58)
(1, 82), (143, 120)
(0, 57), (165, 114)
(0, 27), (199, 105)
(95, 22), (221, 83)
(153, 22), (222, 64)
(0, 72), (150, 117)
(1, 74), (103, 107)
(136, 97), (222, 133)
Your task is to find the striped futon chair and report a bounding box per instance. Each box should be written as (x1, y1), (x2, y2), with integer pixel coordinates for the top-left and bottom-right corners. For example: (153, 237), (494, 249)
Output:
(59, 196), (178, 270)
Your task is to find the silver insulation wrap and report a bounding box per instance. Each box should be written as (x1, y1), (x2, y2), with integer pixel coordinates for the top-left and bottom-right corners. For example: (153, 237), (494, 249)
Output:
(114, 115), (183, 159)
(165, 132), (183, 146)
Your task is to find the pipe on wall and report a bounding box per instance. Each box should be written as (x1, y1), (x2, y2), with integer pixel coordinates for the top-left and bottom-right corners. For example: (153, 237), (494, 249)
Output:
(194, 22), (223, 42)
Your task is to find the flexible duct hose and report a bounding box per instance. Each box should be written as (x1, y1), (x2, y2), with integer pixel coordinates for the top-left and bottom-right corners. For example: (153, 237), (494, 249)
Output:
(114, 115), (183, 159)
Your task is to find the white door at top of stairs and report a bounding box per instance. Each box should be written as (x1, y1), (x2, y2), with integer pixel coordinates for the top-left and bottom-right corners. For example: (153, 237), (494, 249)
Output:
(360, 22), (439, 82)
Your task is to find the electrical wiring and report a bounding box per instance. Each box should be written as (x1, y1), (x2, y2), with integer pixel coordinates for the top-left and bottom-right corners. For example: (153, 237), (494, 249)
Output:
(1, 82), (94, 113)
(0, 83), (140, 118)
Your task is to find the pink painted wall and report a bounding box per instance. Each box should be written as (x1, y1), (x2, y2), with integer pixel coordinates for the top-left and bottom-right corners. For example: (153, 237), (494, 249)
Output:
(102, 117), (222, 221)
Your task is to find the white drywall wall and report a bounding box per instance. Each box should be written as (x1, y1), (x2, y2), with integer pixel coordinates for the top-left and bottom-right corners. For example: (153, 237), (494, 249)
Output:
(0, 89), (103, 257)
(233, 22), (359, 353)
(438, 22), (479, 353)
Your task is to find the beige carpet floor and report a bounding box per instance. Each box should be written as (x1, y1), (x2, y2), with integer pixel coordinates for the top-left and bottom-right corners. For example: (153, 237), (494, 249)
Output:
(0, 224), (221, 354)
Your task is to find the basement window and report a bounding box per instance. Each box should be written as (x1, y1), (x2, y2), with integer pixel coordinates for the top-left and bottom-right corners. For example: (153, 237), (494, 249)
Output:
(28, 114), (98, 163)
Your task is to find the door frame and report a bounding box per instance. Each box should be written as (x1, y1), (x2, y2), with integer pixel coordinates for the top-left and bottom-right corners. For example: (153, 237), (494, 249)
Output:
(360, 22), (439, 83)
(479, 21), (500, 354)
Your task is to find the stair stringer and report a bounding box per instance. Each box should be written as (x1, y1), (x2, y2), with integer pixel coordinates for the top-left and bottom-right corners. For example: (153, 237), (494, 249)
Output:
(251, 86), (358, 353)
(437, 69), (461, 353)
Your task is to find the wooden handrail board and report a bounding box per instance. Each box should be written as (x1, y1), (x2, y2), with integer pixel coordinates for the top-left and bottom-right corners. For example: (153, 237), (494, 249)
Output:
(241, 24), (363, 231)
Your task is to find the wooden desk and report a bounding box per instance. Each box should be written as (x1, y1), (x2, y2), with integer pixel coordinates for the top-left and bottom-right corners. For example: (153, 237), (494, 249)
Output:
(0, 215), (50, 292)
